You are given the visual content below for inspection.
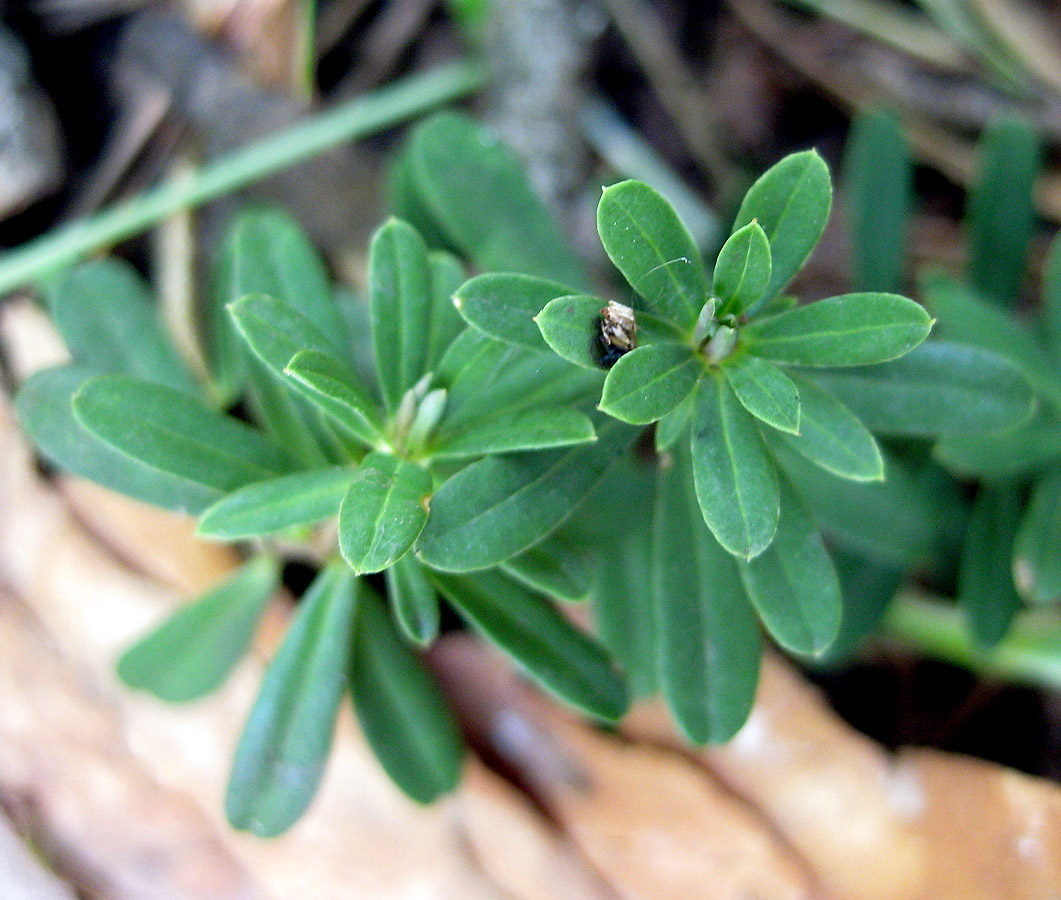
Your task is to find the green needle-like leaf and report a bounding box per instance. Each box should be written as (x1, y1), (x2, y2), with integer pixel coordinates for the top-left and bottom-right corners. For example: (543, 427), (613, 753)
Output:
(284, 349), (384, 447)
(738, 480), (842, 656)
(743, 293), (932, 366)
(690, 375), (780, 560)
(778, 375), (883, 482)
(338, 452), (432, 574)
(226, 565), (358, 837)
(432, 570), (629, 722)
(349, 587), (462, 803)
(713, 220), (772, 316)
(960, 485), (1023, 648)
(599, 344), (701, 425)
(384, 555), (440, 646)
(369, 218), (434, 411)
(197, 467), (355, 539)
(430, 408), (595, 460)
(454, 272), (572, 351)
(1014, 472), (1061, 605)
(117, 557), (278, 702)
(724, 355), (800, 434)
(74, 374), (290, 492)
(597, 180), (709, 327)
(732, 150), (832, 304)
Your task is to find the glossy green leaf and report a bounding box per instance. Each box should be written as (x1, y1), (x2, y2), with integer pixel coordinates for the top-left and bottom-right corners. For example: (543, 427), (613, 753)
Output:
(732, 150), (832, 304)
(338, 452), (432, 574)
(226, 565), (358, 837)
(691, 375), (780, 560)
(16, 365), (219, 514)
(369, 218), (434, 411)
(597, 180), (709, 327)
(384, 555), (440, 646)
(655, 390), (693, 452)
(934, 407), (1061, 477)
(426, 251), (467, 368)
(430, 407), (595, 460)
(349, 587), (462, 803)
(432, 570), (629, 722)
(500, 532), (592, 603)
(454, 273), (572, 352)
(197, 467), (355, 539)
(968, 114), (1041, 306)
(960, 484), (1024, 647)
(713, 220), (772, 315)
(808, 341), (1035, 436)
(417, 421), (635, 571)
(1014, 472), (1061, 605)
(738, 479), (842, 656)
(654, 449), (760, 744)
(778, 375), (883, 481)
(73, 375), (290, 492)
(724, 355), (800, 434)
(284, 349), (383, 447)
(599, 343), (701, 424)
(47, 259), (198, 393)
(743, 293), (932, 366)
(842, 109), (912, 294)
(117, 557), (278, 702)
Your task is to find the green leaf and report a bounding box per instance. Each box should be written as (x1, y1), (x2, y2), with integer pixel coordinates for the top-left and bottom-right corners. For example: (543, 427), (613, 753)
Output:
(500, 532), (592, 603)
(777, 375), (883, 482)
(284, 349), (384, 448)
(968, 114), (1041, 306)
(197, 467), (355, 540)
(349, 587), (462, 802)
(732, 150), (832, 304)
(535, 293), (611, 369)
(370, 218), (434, 411)
(842, 109), (912, 294)
(407, 112), (588, 288)
(819, 551), (904, 663)
(16, 365), (219, 514)
(426, 251), (467, 368)
(417, 421), (635, 571)
(430, 408), (596, 460)
(807, 341), (1036, 437)
(960, 484), (1024, 647)
(713, 220), (772, 315)
(1044, 233), (1061, 356)
(226, 565), (358, 837)
(655, 390), (693, 452)
(432, 570), (629, 722)
(1014, 472), (1061, 605)
(338, 452), (432, 574)
(454, 273), (573, 351)
(743, 293), (932, 367)
(691, 375), (780, 560)
(73, 374), (290, 493)
(738, 479), (842, 656)
(229, 293), (342, 379)
(47, 259), (198, 393)
(934, 407), (1061, 477)
(384, 555), (440, 646)
(597, 180), (709, 327)
(117, 557), (278, 702)
(599, 344), (702, 425)
(654, 449), (760, 744)
(724, 355), (800, 434)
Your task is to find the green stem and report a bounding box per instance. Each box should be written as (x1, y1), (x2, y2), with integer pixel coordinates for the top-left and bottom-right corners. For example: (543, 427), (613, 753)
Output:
(885, 590), (1061, 692)
(0, 60), (486, 296)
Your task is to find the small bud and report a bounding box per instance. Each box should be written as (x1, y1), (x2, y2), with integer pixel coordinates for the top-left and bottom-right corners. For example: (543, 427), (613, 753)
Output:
(704, 325), (737, 364)
(405, 388), (448, 453)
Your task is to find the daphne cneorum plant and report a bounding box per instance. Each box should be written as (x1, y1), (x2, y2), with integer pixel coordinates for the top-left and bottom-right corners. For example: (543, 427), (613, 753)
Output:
(12, 109), (1036, 837)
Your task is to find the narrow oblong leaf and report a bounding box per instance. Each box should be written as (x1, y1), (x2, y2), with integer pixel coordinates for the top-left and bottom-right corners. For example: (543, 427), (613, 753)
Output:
(713, 220), (772, 315)
(1013, 472), (1061, 605)
(427, 251), (467, 368)
(934, 407), (1061, 478)
(285, 349), (383, 447)
(118, 557), (278, 702)
(778, 375), (883, 482)
(349, 587), (462, 803)
(738, 480), (842, 656)
(226, 565), (358, 837)
(724, 355), (800, 434)
(73, 374), (290, 492)
(500, 532), (592, 603)
(597, 180), (709, 327)
(229, 293), (341, 379)
(384, 555), (440, 647)
(732, 150), (832, 304)
(430, 408), (596, 460)
(432, 570), (629, 722)
(691, 375), (780, 560)
(197, 467), (355, 540)
(454, 273), (572, 351)
(821, 551), (904, 663)
(1044, 232), (1061, 356)
(417, 421), (635, 571)
(370, 218), (433, 411)
(599, 343), (702, 425)
(338, 452), (432, 574)
(743, 293), (932, 366)
(655, 390), (693, 452)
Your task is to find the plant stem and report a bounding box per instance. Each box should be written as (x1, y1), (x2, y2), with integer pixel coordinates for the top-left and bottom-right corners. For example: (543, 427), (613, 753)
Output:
(0, 60), (486, 296)
(885, 590), (1061, 692)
